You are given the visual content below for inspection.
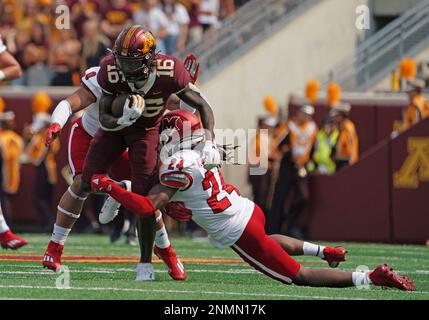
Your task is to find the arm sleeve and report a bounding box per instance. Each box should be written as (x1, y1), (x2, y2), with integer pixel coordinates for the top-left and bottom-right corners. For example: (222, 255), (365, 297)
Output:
(107, 182), (155, 217)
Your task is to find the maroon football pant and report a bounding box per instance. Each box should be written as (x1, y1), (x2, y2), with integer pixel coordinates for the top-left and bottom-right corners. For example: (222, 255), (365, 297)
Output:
(82, 127), (159, 196)
(68, 117), (131, 181)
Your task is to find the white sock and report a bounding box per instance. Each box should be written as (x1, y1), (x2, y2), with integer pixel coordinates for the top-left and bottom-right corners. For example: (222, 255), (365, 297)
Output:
(51, 224), (71, 245)
(302, 242), (325, 258)
(0, 215), (10, 233)
(154, 226), (170, 249)
(352, 271), (372, 287)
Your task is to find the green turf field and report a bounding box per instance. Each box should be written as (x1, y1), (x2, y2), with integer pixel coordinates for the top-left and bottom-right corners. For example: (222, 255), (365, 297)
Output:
(0, 234), (428, 300)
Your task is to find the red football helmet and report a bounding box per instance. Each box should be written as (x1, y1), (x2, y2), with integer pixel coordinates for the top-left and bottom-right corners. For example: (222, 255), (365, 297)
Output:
(159, 110), (204, 157)
(112, 25), (157, 82)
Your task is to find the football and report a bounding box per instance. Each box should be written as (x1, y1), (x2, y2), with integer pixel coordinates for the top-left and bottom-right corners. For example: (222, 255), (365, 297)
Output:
(110, 93), (130, 118)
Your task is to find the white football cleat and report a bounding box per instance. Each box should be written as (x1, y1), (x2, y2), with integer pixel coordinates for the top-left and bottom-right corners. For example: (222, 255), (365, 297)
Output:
(135, 263), (155, 281)
(99, 180), (131, 224)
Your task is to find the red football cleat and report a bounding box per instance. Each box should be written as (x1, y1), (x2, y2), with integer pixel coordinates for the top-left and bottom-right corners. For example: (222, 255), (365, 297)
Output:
(323, 246), (348, 268)
(42, 241), (64, 272)
(154, 245), (187, 281)
(369, 264), (416, 291)
(0, 230), (28, 250)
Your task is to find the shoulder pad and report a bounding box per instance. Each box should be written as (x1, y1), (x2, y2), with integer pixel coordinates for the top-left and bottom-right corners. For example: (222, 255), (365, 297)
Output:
(157, 55), (191, 93)
(81, 67), (102, 100)
(159, 155), (196, 190)
(160, 171), (193, 191)
(97, 55), (128, 95)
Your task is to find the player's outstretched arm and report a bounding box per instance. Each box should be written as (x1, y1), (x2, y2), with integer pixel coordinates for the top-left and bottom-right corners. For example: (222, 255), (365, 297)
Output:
(177, 84), (215, 140)
(0, 50), (22, 81)
(46, 86), (96, 146)
(176, 84), (221, 167)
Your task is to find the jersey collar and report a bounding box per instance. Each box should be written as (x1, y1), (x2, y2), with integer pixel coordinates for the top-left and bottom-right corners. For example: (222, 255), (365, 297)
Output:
(127, 68), (156, 95)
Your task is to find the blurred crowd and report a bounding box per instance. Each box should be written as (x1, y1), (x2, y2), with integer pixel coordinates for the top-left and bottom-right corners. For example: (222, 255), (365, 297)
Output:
(0, 0), (247, 86)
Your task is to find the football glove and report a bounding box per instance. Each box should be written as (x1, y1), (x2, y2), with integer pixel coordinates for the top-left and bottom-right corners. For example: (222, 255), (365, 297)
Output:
(45, 123), (62, 147)
(202, 140), (221, 169)
(164, 201), (192, 222)
(117, 94), (145, 126)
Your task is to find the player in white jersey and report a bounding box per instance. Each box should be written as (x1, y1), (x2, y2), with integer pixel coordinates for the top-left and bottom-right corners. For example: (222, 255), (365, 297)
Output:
(91, 110), (415, 291)
(0, 34), (27, 250)
(42, 55), (200, 281)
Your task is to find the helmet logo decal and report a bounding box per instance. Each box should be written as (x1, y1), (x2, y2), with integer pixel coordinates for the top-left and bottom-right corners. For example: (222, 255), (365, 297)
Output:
(137, 33), (156, 54)
(162, 116), (181, 131)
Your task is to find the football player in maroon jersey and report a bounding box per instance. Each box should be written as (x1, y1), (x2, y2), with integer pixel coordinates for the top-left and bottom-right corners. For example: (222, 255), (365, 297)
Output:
(42, 50), (200, 281)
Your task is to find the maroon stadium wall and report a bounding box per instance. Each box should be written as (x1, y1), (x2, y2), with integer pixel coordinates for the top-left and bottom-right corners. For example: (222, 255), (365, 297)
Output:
(289, 96), (428, 244)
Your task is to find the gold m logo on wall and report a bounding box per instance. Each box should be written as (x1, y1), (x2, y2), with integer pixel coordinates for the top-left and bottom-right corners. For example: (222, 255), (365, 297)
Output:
(394, 137), (429, 189)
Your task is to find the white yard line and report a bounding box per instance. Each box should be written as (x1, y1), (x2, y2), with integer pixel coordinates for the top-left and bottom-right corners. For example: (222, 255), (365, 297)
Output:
(349, 249), (429, 257)
(0, 297), (51, 300)
(0, 284), (368, 300)
(416, 270), (429, 274)
(2, 264), (429, 276)
(0, 269), (258, 275)
(1, 284), (427, 298)
(0, 270), (115, 275)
